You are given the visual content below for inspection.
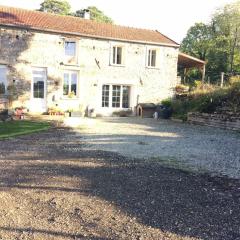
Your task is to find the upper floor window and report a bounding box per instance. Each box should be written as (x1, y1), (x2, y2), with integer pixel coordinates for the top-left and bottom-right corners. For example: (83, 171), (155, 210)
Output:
(65, 41), (76, 57)
(0, 65), (7, 94)
(147, 49), (157, 67)
(112, 45), (124, 65)
(63, 71), (78, 98)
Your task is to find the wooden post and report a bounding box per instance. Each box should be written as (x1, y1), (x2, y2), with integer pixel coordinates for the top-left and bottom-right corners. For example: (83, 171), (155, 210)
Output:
(183, 68), (187, 84)
(208, 76), (210, 84)
(221, 72), (224, 88)
(201, 65), (206, 83)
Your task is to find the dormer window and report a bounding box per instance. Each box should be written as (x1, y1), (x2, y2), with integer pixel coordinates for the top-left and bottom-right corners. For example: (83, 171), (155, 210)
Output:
(147, 49), (157, 67)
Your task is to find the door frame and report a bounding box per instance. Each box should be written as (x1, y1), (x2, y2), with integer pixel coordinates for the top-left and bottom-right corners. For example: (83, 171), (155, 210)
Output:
(31, 67), (47, 112)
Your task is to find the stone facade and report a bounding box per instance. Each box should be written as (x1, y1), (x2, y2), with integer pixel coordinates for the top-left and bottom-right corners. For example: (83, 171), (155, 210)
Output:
(188, 112), (240, 131)
(0, 27), (179, 115)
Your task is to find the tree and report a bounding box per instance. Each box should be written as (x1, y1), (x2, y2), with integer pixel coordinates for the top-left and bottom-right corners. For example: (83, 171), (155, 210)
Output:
(212, 1), (240, 73)
(180, 1), (240, 83)
(75, 6), (113, 24)
(181, 23), (212, 61)
(39, 0), (71, 15)
(180, 23), (212, 84)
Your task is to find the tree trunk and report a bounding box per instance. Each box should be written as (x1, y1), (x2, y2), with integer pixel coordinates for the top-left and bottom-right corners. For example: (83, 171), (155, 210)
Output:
(230, 27), (238, 73)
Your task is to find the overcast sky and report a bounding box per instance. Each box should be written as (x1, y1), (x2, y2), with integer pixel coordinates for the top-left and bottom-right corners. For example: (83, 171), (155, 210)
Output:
(0, 0), (235, 43)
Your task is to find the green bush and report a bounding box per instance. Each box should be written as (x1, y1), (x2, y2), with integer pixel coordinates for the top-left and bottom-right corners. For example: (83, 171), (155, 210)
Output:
(229, 75), (240, 85)
(161, 99), (172, 108)
(164, 83), (240, 120)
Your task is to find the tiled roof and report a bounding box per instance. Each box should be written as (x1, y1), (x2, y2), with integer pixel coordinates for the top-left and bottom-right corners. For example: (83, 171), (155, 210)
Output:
(0, 6), (179, 46)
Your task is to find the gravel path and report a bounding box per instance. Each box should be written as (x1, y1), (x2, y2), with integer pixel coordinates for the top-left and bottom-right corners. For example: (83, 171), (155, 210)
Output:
(0, 127), (239, 239)
(64, 117), (240, 179)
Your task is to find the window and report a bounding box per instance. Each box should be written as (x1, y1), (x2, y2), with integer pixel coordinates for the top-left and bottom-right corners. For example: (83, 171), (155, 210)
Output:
(147, 49), (157, 67)
(63, 71), (78, 97)
(0, 65), (7, 94)
(65, 41), (76, 57)
(112, 46), (123, 65)
(102, 85), (130, 108)
(112, 85), (121, 107)
(122, 86), (130, 108)
(102, 85), (110, 107)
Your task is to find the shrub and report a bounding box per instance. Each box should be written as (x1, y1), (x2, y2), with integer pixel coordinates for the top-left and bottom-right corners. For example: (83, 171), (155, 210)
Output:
(229, 75), (240, 85)
(164, 82), (240, 120)
(175, 84), (189, 94)
(161, 99), (172, 108)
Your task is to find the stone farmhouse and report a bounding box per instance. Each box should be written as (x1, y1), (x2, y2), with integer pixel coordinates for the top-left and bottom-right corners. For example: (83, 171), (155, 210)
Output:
(0, 6), (204, 116)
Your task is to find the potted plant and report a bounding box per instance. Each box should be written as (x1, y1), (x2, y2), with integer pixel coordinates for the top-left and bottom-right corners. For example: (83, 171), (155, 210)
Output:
(68, 91), (76, 98)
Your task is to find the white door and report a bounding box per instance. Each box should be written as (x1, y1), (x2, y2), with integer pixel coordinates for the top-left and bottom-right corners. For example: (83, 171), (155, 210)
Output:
(30, 67), (47, 113)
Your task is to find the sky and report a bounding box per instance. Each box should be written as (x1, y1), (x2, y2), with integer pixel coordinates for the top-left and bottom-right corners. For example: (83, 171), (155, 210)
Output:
(0, 0), (235, 43)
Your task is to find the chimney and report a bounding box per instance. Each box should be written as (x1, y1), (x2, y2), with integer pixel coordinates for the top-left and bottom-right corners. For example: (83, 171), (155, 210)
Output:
(83, 9), (90, 20)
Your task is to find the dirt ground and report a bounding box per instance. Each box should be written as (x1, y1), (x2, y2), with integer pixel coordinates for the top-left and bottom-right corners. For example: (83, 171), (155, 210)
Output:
(65, 117), (240, 178)
(0, 127), (239, 240)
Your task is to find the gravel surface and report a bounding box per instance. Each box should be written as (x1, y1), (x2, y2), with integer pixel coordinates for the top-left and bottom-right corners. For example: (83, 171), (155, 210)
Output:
(64, 117), (240, 179)
(0, 126), (239, 239)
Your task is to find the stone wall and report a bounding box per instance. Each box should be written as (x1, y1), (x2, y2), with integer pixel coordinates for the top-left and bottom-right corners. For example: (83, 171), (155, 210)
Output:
(0, 26), (179, 115)
(188, 112), (240, 131)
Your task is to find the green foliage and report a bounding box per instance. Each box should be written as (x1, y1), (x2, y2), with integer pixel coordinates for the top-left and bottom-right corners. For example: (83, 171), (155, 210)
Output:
(75, 6), (113, 23)
(39, 0), (71, 15)
(38, 0), (114, 23)
(181, 23), (212, 60)
(229, 75), (240, 85)
(212, 1), (240, 72)
(7, 84), (18, 102)
(161, 99), (172, 108)
(166, 83), (240, 120)
(180, 1), (240, 83)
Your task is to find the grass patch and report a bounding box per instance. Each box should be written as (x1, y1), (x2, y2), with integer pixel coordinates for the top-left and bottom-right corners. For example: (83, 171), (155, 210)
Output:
(0, 120), (51, 139)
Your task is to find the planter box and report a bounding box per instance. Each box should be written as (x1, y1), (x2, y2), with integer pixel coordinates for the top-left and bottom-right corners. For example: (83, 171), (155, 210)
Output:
(69, 111), (83, 117)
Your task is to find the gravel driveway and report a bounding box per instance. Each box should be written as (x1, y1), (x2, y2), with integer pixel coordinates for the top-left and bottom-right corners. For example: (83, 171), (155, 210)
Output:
(65, 117), (240, 179)
(0, 125), (239, 239)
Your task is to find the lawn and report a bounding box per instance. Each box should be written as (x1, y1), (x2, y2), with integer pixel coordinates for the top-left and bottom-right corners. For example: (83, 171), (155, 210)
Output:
(0, 120), (51, 139)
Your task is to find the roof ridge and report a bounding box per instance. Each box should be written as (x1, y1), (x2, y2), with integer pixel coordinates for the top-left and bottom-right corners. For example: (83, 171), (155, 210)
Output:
(0, 5), (179, 46)
(0, 5), (166, 33)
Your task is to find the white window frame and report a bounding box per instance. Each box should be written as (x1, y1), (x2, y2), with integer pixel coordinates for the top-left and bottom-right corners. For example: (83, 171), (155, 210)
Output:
(63, 70), (79, 98)
(110, 43), (125, 66)
(32, 67), (47, 100)
(0, 65), (8, 95)
(102, 84), (130, 109)
(146, 48), (158, 68)
(102, 84), (110, 107)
